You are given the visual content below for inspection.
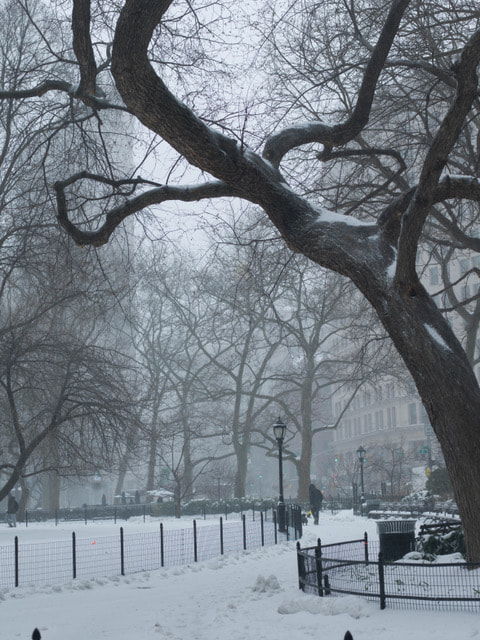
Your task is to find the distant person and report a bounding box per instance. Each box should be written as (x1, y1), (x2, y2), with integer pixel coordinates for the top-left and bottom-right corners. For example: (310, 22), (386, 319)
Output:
(308, 483), (323, 525)
(6, 493), (18, 527)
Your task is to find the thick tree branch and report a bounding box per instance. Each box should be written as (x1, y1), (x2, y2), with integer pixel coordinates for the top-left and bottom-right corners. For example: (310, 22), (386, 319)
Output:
(262, 0), (411, 167)
(0, 80), (128, 112)
(112, 0), (242, 181)
(379, 176), (480, 245)
(72, 0), (97, 100)
(317, 146), (406, 172)
(55, 173), (240, 247)
(395, 28), (480, 289)
(0, 80), (73, 99)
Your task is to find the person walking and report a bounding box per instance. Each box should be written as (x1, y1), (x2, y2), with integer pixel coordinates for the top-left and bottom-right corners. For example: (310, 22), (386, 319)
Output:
(308, 483), (323, 525)
(6, 492), (18, 527)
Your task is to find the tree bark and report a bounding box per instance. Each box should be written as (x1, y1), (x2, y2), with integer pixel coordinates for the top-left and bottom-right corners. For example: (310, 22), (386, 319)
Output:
(363, 275), (480, 561)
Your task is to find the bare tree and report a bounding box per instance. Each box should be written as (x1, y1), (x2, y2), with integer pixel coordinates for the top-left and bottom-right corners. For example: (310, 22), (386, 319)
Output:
(254, 260), (393, 501)
(3, 0), (480, 559)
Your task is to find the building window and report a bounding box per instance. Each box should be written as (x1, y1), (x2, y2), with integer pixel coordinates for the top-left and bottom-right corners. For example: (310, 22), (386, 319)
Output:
(429, 266), (439, 285)
(387, 406), (397, 428)
(408, 403), (417, 425)
(375, 410), (384, 430)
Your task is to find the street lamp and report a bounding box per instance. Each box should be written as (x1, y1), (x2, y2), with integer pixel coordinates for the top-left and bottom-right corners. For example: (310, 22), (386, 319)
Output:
(273, 417), (287, 533)
(356, 446), (366, 513)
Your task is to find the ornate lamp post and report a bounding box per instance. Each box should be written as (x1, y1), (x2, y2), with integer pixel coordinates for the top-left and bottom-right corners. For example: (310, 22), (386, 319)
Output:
(273, 417), (287, 533)
(356, 446), (366, 514)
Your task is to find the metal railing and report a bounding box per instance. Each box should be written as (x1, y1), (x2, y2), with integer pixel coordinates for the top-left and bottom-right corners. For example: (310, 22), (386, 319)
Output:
(297, 535), (480, 612)
(12, 499), (278, 526)
(0, 509), (302, 589)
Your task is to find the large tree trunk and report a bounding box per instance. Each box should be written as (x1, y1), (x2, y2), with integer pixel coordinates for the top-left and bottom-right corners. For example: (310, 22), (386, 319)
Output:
(234, 444), (248, 498)
(365, 279), (480, 562)
(42, 471), (61, 515)
(145, 428), (157, 495)
(297, 430), (313, 503)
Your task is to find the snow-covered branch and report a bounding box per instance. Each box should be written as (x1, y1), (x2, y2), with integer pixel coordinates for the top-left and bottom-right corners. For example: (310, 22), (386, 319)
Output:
(262, 0), (411, 167)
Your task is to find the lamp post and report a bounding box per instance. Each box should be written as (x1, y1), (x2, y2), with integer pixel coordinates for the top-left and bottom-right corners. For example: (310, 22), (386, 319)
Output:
(273, 417), (287, 533)
(356, 446), (366, 514)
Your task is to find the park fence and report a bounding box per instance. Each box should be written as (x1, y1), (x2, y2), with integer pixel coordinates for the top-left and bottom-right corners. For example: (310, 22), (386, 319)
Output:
(19, 499), (279, 525)
(0, 507), (302, 589)
(297, 535), (480, 612)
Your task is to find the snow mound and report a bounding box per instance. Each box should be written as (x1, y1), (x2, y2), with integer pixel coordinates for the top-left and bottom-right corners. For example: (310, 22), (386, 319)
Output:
(278, 595), (371, 619)
(252, 574), (281, 594)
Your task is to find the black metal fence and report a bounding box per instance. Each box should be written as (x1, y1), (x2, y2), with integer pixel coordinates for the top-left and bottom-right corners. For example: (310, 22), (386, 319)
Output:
(297, 535), (480, 612)
(1, 507), (302, 589)
(16, 499), (279, 526)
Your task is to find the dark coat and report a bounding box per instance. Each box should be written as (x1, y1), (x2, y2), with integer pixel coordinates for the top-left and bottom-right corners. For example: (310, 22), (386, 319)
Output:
(309, 484), (323, 508)
(7, 494), (18, 514)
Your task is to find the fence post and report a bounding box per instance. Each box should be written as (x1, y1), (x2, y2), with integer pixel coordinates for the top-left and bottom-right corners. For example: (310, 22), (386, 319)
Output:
(324, 574), (331, 595)
(160, 522), (164, 567)
(296, 541), (306, 591)
(25, 510), (28, 528)
(120, 527), (125, 576)
(378, 552), (386, 609)
(55, 509), (58, 526)
(260, 511), (264, 547)
(220, 517), (224, 555)
(315, 538), (323, 597)
(84, 505), (87, 525)
(14, 535), (18, 587)
(193, 520), (198, 562)
(114, 507), (117, 524)
(72, 532), (76, 579)
(242, 514), (247, 550)
(364, 531), (369, 564)
(273, 510), (277, 544)
(143, 505), (146, 523)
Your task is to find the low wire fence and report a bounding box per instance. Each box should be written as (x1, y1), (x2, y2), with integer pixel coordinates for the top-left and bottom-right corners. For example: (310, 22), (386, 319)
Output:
(14, 499), (279, 525)
(297, 535), (480, 612)
(1, 507), (302, 589)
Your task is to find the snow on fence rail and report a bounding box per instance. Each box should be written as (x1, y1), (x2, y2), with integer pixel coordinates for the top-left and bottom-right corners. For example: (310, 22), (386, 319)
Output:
(0, 513), (299, 589)
(297, 535), (480, 612)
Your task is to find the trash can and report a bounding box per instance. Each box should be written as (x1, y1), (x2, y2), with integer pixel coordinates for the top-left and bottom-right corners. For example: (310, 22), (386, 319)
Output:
(364, 499), (380, 515)
(377, 519), (416, 561)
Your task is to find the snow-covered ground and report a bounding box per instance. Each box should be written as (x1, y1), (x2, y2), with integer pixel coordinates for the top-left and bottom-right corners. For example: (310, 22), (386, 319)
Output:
(1, 510), (479, 640)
